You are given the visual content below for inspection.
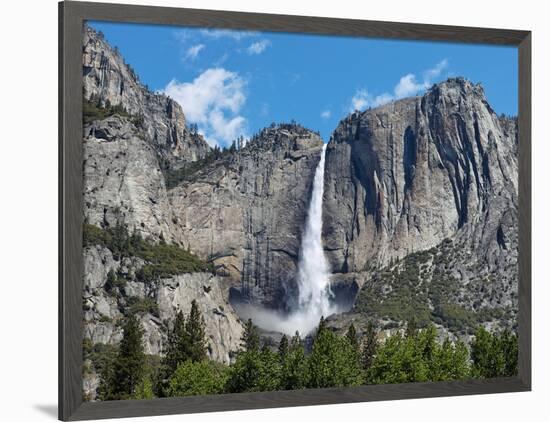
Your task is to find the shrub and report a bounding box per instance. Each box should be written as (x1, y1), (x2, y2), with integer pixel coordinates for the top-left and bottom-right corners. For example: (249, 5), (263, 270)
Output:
(83, 99), (133, 125)
(83, 223), (214, 280)
(168, 360), (229, 397)
(126, 296), (159, 316)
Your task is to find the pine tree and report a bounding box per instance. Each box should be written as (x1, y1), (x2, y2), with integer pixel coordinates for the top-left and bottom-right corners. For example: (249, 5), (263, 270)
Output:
(241, 319), (260, 352)
(259, 344), (282, 391)
(316, 316), (328, 339)
(361, 321), (378, 373)
(163, 311), (188, 373)
(185, 300), (207, 362)
(470, 327), (494, 377)
(278, 335), (289, 361)
(280, 332), (308, 390)
(431, 338), (470, 381)
(168, 360), (228, 397)
(470, 327), (518, 378)
(133, 376), (155, 400)
(405, 316), (418, 338)
(308, 319), (363, 388)
(110, 314), (146, 399)
(501, 329), (518, 377)
(111, 220), (130, 260)
(346, 323), (360, 356)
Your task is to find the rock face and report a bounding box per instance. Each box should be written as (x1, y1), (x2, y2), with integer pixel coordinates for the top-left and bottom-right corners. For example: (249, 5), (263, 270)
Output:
(82, 24), (244, 370)
(323, 78), (518, 331)
(83, 25), (209, 165)
(82, 26), (210, 241)
(83, 245), (242, 363)
(81, 21), (519, 387)
(83, 116), (180, 242)
(324, 78), (517, 272)
(169, 125), (324, 310)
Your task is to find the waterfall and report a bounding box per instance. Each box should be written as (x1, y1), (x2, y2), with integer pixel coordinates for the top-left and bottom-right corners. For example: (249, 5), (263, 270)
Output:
(233, 144), (336, 336)
(295, 143), (335, 327)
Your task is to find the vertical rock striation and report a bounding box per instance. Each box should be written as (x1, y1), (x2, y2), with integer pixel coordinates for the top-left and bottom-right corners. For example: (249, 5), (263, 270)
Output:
(324, 78), (517, 273)
(83, 25), (210, 164)
(323, 78), (518, 332)
(169, 125), (325, 310)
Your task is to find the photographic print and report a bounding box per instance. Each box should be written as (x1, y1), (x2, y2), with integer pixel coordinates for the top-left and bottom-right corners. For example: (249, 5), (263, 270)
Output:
(81, 20), (519, 402)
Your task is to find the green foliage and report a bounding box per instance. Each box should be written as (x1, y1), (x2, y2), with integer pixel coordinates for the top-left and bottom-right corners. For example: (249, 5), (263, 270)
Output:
(432, 304), (476, 334)
(405, 317), (418, 338)
(366, 324), (471, 384)
(367, 333), (428, 384)
(99, 315), (146, 400)
(105, 269), (127, 292)
(83, 98), (136, 125)
(225, 347), (281, 393)
(346, 323), (360, 353)
(185, 300), (208, 362)
(83, 223), (214, 279)
(167, 360), (228, 397)
(280, 332), (309, 390)
(241, 319), (260, 352)
(87, 317), (520, 401)
(278, 335), (289, 361)
(134, 241), (214, 278)
(163, 145), (236, 188)
(354, 252), (432, 326)
(133, 377), (154, 400)
(431, 339), (470, 381)
(83, 223), (112, 247)
(470, 327), (518, 378)
(163, 311), (188, 374)
(86, 342), (118, 399)
(355, 240), (513, 335)
(161, 301), (209, 396)
(307, 320), (364, 388)
(225, 319), (282, 393)
(126, 296), (159, 316)
(361, 321), (379, 373)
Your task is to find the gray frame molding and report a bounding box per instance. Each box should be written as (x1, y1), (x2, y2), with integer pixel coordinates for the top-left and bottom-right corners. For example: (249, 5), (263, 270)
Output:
(59, 1), (532, 420)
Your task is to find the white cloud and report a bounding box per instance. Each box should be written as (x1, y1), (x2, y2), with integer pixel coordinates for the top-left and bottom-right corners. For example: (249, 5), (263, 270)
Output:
(200, 29), (258, 40)
(348, 59), (449, 111)
(184, 44), (205, 61)
(424, 59), (449, 81)
(247, 39), (271, 55)
(320, 110), (331, 119)
(394, 59), (449, 99)
(164, 68), (247, 147)
(372, 93), (394, 107)
(350, 89), (370, 111)
(394, 73), (426, 99)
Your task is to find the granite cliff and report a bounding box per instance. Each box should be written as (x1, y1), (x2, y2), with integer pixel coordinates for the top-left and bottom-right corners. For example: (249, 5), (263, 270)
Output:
(81, 25), (519, 399)
(323, 78), (518, 335)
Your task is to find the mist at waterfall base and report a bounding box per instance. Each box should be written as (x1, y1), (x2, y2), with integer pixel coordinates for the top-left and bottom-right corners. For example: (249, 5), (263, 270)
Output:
(236, 144), (339, 337)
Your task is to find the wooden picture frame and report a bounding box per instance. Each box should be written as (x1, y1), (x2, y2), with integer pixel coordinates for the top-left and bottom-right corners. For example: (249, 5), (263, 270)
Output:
(59, 1), (531, 420)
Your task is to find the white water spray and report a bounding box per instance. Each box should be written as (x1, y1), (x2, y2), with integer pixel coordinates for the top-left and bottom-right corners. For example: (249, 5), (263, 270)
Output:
(294, 143), (335, 327)
(235, 144), (336, 336)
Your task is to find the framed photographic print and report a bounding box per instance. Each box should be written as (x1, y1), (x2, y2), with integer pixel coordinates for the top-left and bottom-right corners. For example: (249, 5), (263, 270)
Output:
(59, 1), (531, 420)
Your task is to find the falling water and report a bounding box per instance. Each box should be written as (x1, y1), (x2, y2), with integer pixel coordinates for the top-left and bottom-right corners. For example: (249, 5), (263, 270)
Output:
(294, 143), (335, 328)
(234, 144), (336, 336)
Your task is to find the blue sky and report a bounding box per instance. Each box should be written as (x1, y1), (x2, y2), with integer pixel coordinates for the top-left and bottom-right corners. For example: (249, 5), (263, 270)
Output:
(89, 21), (518, 147)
